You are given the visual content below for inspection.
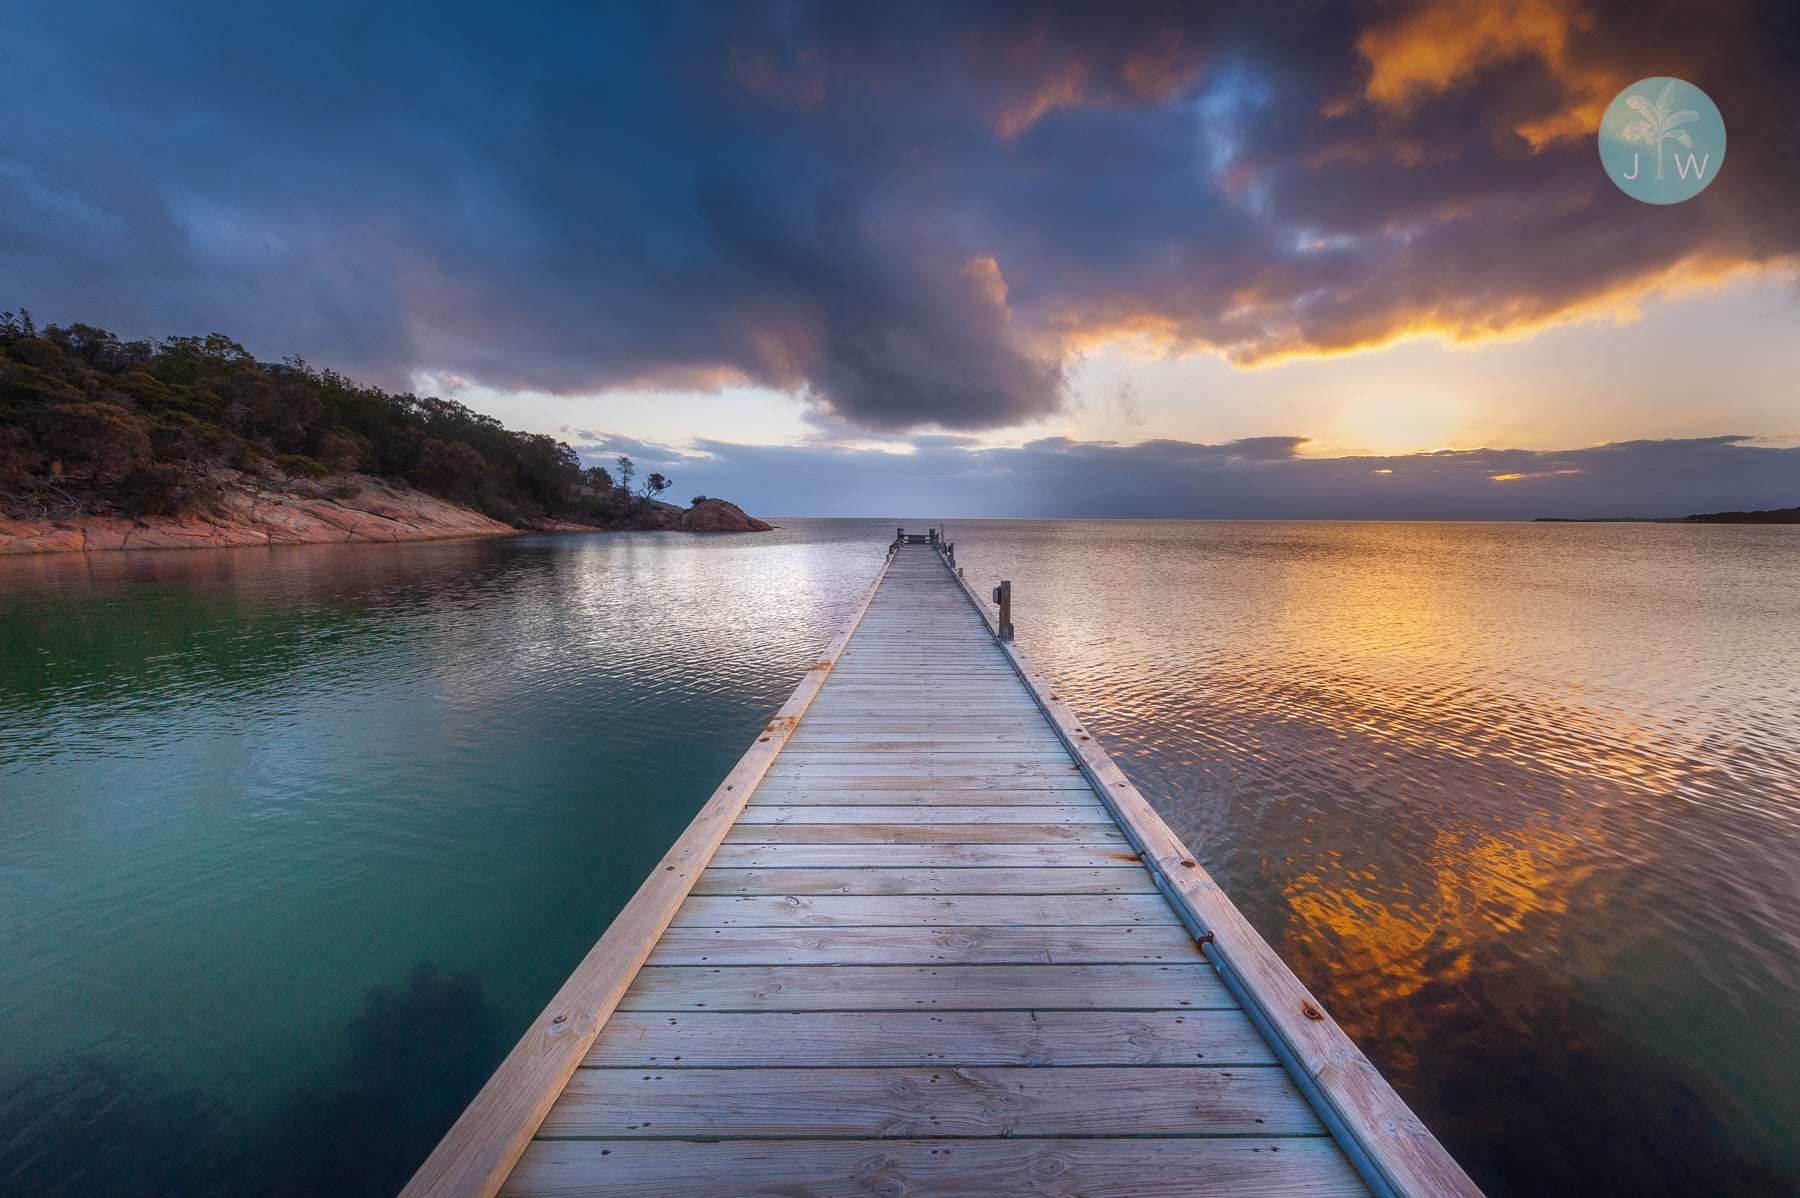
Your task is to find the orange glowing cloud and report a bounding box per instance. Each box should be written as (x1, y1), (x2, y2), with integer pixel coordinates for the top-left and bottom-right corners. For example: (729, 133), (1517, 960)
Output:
(1355, 0), (1616, 149)
(1235, 255), (1789, 367)
(961, 255), (1011, 309)
(996, 70), (1092, 140)
(988, 22), (1198, 140)
(1040, 252), (1790, 374)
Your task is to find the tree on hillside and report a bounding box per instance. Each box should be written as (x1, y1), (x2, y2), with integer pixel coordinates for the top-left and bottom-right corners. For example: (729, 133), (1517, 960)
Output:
(0, 427), (44, 489)
(416, 439), (488, 501)
(511, 434), (582, 511)
(0, 309), (37, 346)
(0, 315), (722, 530)
(317, 430), (368, 474)
(44, 402), (152, 482)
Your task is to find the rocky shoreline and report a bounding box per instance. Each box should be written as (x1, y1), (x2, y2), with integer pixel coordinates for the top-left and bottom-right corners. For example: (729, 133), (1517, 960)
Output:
(0, 474), (771, 555)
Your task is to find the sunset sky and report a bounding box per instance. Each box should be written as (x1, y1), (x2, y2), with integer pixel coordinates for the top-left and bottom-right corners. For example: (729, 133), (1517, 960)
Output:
(4, 0), (1796, 517)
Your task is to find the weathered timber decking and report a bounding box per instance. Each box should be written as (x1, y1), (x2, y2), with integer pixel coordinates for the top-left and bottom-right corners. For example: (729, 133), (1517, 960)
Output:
(405, 538), (1481, 1198)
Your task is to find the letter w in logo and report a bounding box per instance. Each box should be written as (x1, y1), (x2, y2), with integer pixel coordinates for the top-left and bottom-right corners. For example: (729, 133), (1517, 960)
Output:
(1675, 153), (1712, 180)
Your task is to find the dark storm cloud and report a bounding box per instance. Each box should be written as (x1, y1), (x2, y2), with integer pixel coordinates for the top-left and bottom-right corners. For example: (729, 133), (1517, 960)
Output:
(618, 434), (1800, 521)
(1, 1), (1795, 429)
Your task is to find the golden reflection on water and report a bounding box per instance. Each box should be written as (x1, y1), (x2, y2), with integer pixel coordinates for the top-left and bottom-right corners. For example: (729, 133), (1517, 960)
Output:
(1279, 820), (1595, 1067)
(949, 519), (1800, 1195)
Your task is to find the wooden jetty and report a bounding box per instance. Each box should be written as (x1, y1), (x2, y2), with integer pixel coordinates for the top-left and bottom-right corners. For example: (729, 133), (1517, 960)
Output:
(404, 533), (1481, 1197)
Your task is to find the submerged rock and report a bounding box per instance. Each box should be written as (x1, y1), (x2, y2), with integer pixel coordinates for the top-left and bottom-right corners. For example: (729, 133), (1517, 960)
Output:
(674, 498), (773, 532)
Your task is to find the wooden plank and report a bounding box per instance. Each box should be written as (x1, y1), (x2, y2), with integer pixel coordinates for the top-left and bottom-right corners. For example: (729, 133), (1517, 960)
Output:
(804, 675), (1013, 694)
(799, 708), (1048, 719)
(795, 708), (1051, 719)
(821, 672), (999, 681)
(721, 822), (1125, 845)
(584, 1009), (1277, 1067)
(542, 1065), (1323, 1137)
(668, 893), (1179, 928)
(785, 726), (1062, 735)
(707, 843), (1145, 869)
(751, 775), (1097, 790)
(615, 963), (1237, 1011)
(786, 731), (1061, 741)
(397, 552), (898, 1198)
(817, 683), (1025, 689)
(765, 750), (1077, 764)
(764, 757), (1078, 769)
(807, 696), (1031, 705)
(799, 702), (1047, 713)
(792, 714), (1053, 724)
(689, 866), (1157, 896)
(746, 787), (1102, 805)
(736, 804), (1112, 823)
(781, 735), (1070, 748)
(762, 761), (1074, 775)
(941, 558), (1483, 1198)
(781, 731), (1064, 741)
(642, 922), (1198, 965)
(502, 1137), (1369, 1197)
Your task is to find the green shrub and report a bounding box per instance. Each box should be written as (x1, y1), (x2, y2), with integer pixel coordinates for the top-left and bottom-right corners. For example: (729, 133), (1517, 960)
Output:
(118, 464), (222, 516)
(277, 454), (329, 479)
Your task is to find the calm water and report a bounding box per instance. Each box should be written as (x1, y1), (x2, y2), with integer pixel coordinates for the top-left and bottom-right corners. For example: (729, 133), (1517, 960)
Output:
(2, 520), (1797, 1196)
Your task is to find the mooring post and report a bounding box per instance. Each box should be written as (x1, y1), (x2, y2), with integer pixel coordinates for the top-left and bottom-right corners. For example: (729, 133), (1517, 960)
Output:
(991, 579), (1014, 642)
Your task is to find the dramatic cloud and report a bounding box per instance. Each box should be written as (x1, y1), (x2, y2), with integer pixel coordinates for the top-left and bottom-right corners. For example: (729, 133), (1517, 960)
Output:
(1, 1), (1796, 431)
(568, 432), (1800, 521)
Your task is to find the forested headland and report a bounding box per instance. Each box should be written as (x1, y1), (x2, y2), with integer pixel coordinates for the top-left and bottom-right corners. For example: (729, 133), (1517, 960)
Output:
(0, 310), (708, 531)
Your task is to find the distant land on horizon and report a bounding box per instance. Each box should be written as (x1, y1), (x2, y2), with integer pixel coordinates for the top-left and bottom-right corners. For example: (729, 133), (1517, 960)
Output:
(1534, 505), (1800, 524)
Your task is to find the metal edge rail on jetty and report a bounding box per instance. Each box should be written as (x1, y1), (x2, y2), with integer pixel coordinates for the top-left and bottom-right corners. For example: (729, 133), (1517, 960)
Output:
(403, 528), (1482, 1198)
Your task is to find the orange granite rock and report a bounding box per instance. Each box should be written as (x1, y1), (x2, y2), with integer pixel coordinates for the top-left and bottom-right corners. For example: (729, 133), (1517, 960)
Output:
(0, 476), (518, 555)
(673, 498), (773, 532)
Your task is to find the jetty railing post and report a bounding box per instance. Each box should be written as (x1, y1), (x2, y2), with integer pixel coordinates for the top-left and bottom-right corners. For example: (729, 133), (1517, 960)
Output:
(991, 579), (1014, 642)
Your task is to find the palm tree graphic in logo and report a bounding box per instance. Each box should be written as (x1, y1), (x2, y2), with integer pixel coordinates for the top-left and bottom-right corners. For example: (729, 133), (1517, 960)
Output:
(1599, 76), (1723, 203)
(1619, 80), (1699, 181)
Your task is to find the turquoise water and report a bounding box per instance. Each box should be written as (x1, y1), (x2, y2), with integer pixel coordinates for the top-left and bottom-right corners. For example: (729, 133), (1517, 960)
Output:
(2, 520), (1797, 1196)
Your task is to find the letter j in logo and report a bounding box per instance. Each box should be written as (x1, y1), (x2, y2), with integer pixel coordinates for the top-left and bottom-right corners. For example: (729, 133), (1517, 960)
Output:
(1599, 77), (1725, 204)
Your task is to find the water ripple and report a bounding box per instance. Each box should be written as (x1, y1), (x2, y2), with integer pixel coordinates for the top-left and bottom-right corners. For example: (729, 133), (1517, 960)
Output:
(3, 519), (1797, 1197)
